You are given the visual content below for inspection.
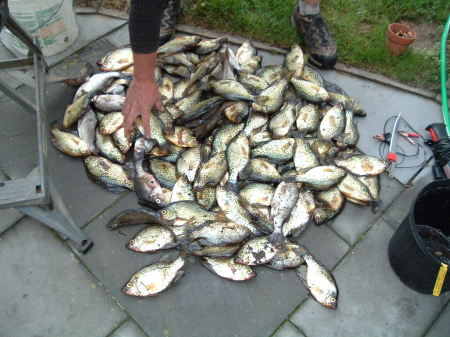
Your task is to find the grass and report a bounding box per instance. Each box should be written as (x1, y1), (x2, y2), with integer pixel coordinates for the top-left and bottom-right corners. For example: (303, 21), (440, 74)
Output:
(180, 0), (450, 91)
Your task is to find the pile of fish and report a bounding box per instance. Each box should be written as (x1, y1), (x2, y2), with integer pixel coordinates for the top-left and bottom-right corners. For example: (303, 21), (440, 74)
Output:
(53, 35), (388, 309)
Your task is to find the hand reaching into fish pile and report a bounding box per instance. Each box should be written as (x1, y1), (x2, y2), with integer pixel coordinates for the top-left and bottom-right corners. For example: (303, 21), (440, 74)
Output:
(52, 36), (388, 309)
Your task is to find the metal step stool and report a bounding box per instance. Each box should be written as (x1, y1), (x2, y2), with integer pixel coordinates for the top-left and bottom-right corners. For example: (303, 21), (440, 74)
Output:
(0, 0), (93, 253)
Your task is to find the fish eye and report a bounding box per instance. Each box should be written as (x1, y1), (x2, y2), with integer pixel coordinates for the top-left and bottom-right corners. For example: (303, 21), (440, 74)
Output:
(129, 239), (135, 244)
(127, 282), (133, 288)
(191, 136), (196, 140)
(156, 199), (161, 203)
(120, 146), (124, 150)
(162, 210), (167, 214)
(330, 297), (336, 302)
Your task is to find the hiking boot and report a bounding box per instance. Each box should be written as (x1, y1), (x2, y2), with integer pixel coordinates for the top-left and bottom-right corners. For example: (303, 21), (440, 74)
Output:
(159, 0), (182, 46)
(291, 6), (338, 68)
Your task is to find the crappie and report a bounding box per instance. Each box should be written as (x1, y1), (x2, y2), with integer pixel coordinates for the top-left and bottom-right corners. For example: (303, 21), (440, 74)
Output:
(92, 94), (125, 112)
(283, 190), (315, 237)
(240, 55), (262, 73)
(173, 79), (191, 101)
(159, 201), (216, 223)
(77, 108), (98, 155)
(196, 37), (228, 54)
(149, 159), (177, 189)
(158, 35), (202, 54)
(337, 173), (373, 206)
(252, 78), (289, 114)
(189, 55), (219, 86)
(359, 175), (382, 212)
(315, 187), (345, 211)
(294, 138), (320, 173)
(240, 158), (282, 183)
(269, 101), (296, 139)
(300, 65), (325, 87)
(84, 156), (133, 193)
(224, 101), (250, 124)
(51, 124), (91, 157)
(249, 130), (272, 148)
(284, 43), (305, 77)
(212, 80), (254, 101)
(121, 256), (185, 297)
(255, 65), (287, 84)
(285, 166), (347, 190)
(74, 71), (122, 100)
(99, 47), (133, 71)
(334, 155), (387, 176)
(234, 236), (277, 265)
(160, 64), (191, 79)
(160, 52), (195, 70)
(188, 222), (251, 246)
(126, 225), (177, 252)
(187, 242), (241, 258)
(196, 186), (217, 210)
(290, 77), (330, 103)
(193, 152), (228, 190)
(244, 114), (268, 137)
(99, 111), (123, 135)
(319, 104), (345, 141)
(106, 208), (167, 230)
(336, 105), (359, 148)
(270, 182), (299, 243)
(95, 129), (125, 164)
(268, 242), (306, 270)
(239, 183), (275, 207)
(176, 97), (224, 124)
(158, 76), (174, 105)
(211, 122), (245, 155)
(296, 249), (338, 309)
(329, 92), (366, 116)
(251, 138), (295, 164)
(236, 40), (257, 65)
(226, 131), (250, 188)
(175, 89), (202, 112)
(296, 103), (320, 134)
(63, 91), (93, 128)
(171, 175), (195, 202)
(237, 72), (269, 94)
(165, 126), (199, 148)
(202, 257), (256, 281)
(177, 147), (201, 183)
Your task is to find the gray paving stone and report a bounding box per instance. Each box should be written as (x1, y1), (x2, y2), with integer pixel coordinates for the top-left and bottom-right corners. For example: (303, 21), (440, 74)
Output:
(425, 302), (450, 337)
(272, 321), (306, 337)
(329, 173), (403, 244)
(110, 319), (148, 337)
(290, 219), (447, 337)
(383, 166), (435, 229)
(73, 192), (313, 337)
(0, 217), (126, 337)
(106, 24), (130, 47)
(0, 208), (24, 234)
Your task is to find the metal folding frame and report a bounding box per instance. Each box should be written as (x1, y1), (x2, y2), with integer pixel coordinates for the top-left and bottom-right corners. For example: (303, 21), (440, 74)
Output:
(0, 0), (93, 253)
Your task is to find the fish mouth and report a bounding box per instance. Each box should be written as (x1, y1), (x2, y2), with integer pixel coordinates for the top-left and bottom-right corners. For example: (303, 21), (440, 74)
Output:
(325, 301), (337, 310)
(234, 257), (244, 265)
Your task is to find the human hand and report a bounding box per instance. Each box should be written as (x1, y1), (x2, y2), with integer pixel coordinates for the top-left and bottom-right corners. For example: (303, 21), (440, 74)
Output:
(123, 78), (164, 138)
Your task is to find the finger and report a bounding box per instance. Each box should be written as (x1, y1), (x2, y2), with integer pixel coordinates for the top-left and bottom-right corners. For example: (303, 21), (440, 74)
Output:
(141, 110), (151, 138)
(123, 103), (135, 135)
(155, 98), (164, 112)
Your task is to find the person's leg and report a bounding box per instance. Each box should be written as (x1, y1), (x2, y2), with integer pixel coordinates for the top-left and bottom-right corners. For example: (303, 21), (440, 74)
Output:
(292, 0), (338, 69)
(159, 0), (181, 46)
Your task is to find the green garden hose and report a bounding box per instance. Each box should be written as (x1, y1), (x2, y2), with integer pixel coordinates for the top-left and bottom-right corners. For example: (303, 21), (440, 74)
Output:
(440, 14), (450, 136)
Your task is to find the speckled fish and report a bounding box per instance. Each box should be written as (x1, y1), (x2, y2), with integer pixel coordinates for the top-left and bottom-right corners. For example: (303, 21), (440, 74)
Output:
(170, 175), (195, 202)
(63, 91), (93, 128)
(334, 155), (387, 176)
(283, 190), (315, 237)
(284, 43), (305, 77)
(236, 40), (257, 65)
(211, 122), (245, 155)
(74, 71), (123, 100)
(175, 89), (202, 112)
(234, 236), (277, 265)
(251, 138), (295, 164)
(158, 76), (174, 105)
(106, 208), (167, 230)
(147, 113), (169, 152)
(212, 80), (254, 101)
(296, 248), (338, 309)
(176, 97), (224, 124)
(240, 158), (282, 183)
(159, 201), (216, 223)
(99, 111), (123, 135)
(249, 130), (272, 147)
(158, 35), (202, 54)
(216, 185), (262, 235)
(149, 158), (177, 189)
(290, 78), (330, 103)
(270, 182), (299, 244)
(224, 101), (250, 124)
(104, 78), (129, 95)
(193, 152), (228, 190)
(240, 55), (262, 73)
(319, 104), (345, 141)
(269, 101), (296, 138)
(160, 52), (195, 70)
(337, 147), (364, 160)
(165, 103), (184, 121)
(84, 156), (133, 192)
(196, 37), (228, 54)
(244, 114), (268, 137)
(95, 129), (125, 164)
(239, 183), (275, 207)
(268, 242), (306, 270)
(255, 65), (287, 84)
(157, 110), (175, 134)
(296, 103), (320, 134)
(294, 138), (320, 173)
(99, 47), (133, 71)
(337, 173), (373, 206)
(172, 79), (190, 102)
(336, 104), (359, 148)
(188, 222), (251, 246)
(202, 257), (256, 281)
(164, 126), (199, 148)
(177, 147), (201, 183)
(226, 131), (250, 188)
(313, 207), (341, 225)
(359, 175), (382, 212)
(285, 166), (346, 190)
(92, 94), (125, 112)
(51, 124), (91, 157)
(134, 137), (167, 208)
(121, 255), (185, 297)
(252, 78), (289, 114)
(185, 52), (201, 65)
(329, 92), (366, 116)
(189, 55), (219, 86)
(315, 187), (345, 212)
(308, 138), (339, 163)
(237, 72), (269, 94)
(300, 65), (325, 87)
(220, 47), (238, 80)
(77, 108), (98, 155)
(187, 242), (241, 258)
(126, 225), (177, 252)
(195, 185), (216, 210)
(160, 64), (191, 79)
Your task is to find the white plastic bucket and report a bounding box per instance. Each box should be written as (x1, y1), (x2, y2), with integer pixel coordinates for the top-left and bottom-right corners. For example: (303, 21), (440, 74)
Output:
(1, 0), (79, 57)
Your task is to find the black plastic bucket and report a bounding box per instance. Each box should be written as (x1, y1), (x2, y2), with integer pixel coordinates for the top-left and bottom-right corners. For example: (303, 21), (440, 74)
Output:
(388, 179), (450, 294)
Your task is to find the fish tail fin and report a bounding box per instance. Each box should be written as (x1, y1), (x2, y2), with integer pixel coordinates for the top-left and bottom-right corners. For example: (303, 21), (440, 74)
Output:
(283, 175), (298, 183)
(371, 199), (384, 213)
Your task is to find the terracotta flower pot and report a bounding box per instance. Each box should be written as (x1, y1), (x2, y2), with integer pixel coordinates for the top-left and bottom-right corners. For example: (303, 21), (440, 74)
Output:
(386, 23), (417, 56)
